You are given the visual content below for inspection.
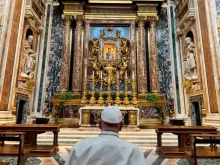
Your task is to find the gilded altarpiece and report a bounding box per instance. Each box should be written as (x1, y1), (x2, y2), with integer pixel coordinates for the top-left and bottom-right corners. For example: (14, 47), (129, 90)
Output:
(51, 18), (168, 127)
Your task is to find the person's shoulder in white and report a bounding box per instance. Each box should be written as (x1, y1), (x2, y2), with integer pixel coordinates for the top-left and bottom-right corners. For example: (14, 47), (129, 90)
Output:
(65, 106), (146, 165)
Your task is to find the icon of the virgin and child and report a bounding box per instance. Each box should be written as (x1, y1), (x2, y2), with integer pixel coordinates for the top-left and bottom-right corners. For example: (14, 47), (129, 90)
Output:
(105, 48), (115, 60)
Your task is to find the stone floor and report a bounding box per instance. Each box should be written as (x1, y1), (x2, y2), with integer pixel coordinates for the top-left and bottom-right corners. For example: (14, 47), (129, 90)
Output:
(0, 146), (220, 165)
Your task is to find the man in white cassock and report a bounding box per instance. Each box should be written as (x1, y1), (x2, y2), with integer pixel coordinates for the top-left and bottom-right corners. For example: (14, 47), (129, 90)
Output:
(65, 106), (146, 165)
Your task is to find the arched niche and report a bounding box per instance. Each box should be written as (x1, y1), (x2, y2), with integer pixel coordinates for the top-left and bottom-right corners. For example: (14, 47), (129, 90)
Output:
(186, 31), (194, 42)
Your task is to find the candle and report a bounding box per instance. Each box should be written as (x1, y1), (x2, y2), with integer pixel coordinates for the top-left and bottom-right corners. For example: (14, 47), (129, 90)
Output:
(93, 71), (94, 79)
(125, 71), (128, 79)
(117, 70), (119, 80)
(85, 69), (87, 79)
(100, 70), (102, 79)
(132, 71), (135, 80)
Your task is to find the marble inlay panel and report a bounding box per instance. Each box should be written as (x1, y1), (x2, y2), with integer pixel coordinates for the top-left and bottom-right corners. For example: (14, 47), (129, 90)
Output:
(45, 6), (63, 111)
(37, 4), (51, 112)
(141, 106), (158, 119)
(157, 7), (174, 113)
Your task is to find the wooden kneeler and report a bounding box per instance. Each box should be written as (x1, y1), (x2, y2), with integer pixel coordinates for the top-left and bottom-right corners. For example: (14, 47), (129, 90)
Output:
(0, 132), (31, 165)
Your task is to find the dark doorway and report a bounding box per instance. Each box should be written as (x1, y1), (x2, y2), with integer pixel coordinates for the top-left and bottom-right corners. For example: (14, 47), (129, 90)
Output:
(190, 96), (202, 126)
(16, 95), (28, 124)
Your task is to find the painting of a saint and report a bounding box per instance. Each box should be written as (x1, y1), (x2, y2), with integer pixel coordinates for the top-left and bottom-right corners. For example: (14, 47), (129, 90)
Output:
(104, 44), (116, 60)
(106, 48), (111, 59)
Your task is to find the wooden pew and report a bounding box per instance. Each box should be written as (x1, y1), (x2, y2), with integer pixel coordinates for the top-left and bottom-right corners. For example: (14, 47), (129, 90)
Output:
(185, 134), (220, 165)
(0, 124), (61, 157)
(156, 126), (218, 158)
(0, 132), (31, 165)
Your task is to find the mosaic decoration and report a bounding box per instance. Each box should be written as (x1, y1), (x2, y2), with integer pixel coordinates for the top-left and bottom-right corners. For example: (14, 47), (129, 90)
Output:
(45, 6), (63, 111)
(157, 7), (174, 113)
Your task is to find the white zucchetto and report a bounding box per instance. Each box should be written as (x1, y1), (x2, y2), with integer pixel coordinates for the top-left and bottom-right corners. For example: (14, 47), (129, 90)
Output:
(101, 106), (122, 124)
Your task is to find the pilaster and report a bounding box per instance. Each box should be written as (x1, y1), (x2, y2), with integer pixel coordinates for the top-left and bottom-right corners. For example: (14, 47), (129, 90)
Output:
(59, 15), (73, 92)
(72, 15), (84, 95)
(136, 16), (148, 95)
(148, 16), (160, 93)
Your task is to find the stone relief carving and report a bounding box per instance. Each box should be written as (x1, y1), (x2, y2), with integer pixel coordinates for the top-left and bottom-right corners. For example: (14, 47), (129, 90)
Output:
(184, 37), (197, 80)
(21, 35), (36, 79)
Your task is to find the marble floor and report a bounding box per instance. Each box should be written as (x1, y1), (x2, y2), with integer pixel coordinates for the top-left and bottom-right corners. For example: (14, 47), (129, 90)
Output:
(1, 146), (220, 165)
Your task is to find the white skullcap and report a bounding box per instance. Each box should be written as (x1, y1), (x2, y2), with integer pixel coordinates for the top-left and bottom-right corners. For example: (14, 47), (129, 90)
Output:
(101, 106), (122, 124)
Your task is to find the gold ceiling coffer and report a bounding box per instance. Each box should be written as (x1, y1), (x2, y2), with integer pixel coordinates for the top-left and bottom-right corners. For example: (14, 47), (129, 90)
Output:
(59, 15), (74, 93)
(136, 16), (148, 98)
(72, 15), (85, 97)
(147, 16), (160, 93)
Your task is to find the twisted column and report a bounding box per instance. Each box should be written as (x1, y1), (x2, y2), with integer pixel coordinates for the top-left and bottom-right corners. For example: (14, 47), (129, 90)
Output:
(137, 16), (148, 94)
(59, 15), (73, 92)
(148, 16), (160, 93)
(72, 15), (84, 93)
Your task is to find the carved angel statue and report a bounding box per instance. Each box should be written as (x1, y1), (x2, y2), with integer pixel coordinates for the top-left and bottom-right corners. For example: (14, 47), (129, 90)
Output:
(89, 38), (100, 59)
(21, 35), (36, 79)
(116, 30), (121, 38)
(184, 37), (198, 80)
(119, 57), (129, 80)
(119, 38), (130, 57)
(91, 58), (101, 81)
(104, 64), (116, 85)
(100, 29), (105, 38)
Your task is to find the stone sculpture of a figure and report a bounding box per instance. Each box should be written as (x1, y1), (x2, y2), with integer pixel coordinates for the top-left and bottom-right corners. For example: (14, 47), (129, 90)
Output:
(184, 37), (198, 80)
(21, 35), (36, 79)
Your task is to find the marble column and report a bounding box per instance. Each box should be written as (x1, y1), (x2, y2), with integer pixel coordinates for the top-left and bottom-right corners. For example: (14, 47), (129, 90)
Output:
(59, 15), (73, 92)
(148, 16), (160, 93)
(72, 15), (84, 93)
(137, 16), (148, 94)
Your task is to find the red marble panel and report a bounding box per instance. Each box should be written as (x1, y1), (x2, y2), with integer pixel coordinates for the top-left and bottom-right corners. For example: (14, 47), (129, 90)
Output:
(198, 0), (218, 113)
(0, 0), (22, 110)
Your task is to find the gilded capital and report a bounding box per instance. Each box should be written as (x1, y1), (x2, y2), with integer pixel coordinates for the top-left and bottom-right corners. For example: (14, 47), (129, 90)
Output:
(147, 16), (158, 28)
(136, 16), (146, 28)
(62, 15), (73, 26)
(75, 15), (84, 27)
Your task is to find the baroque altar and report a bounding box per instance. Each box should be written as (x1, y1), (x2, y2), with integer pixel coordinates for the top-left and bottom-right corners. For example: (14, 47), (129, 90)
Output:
(50, 0), (167, 128)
